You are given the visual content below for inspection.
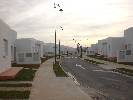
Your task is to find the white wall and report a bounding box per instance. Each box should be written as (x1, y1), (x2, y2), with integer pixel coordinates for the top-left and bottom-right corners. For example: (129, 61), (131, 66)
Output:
(124, 27), (133, 50)
(106, 37), (125, 58)
(10, 30), (17, 62)
(0, 19), (12, 73)
(43, 43), (55, 56)
(91, 44), (98, 54)
(36, 41), (44, 58)
(97, 40), (102, 55)
(117, 27), (133, 63)
(86, 47), (95, 56)
(98, 39), (107, 56)
(15, 38), (36, 53)
(15, 38), (41, 64)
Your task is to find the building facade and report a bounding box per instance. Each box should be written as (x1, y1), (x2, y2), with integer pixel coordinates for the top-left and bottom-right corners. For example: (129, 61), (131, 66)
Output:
(0, 19), (17, 73)
(117, 27), (133, 63)
(15, 38), (42, 64)
(97, 39), (108, 57)
(106, 37), (125, 60)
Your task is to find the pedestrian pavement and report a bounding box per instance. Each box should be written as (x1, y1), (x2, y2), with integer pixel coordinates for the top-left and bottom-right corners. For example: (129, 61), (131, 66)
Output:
(83, 55), (133, 70)
(30, 58), (92, 100)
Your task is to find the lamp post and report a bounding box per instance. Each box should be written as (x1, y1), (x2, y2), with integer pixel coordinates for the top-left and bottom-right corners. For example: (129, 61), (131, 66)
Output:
(73, 38), (83, 58)
(80, 46), (83, 58)
(53, 2), (63, 64)
(55, 30), (57, 63)
(59, 40), (60, 59)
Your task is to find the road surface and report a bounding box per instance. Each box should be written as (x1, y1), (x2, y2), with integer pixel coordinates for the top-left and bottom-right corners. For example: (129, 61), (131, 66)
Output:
(61, 57), (133, 100)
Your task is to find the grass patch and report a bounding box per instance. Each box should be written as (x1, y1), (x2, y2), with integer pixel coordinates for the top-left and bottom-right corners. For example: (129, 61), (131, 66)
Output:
(13, 68), (36, 81)
(88, 55), (118, 63)
(113, 68), (133, 76)
(0, 91), (30, 99)
(12, 63), (40, 69)
(84, 59), (104, 64)
(53, 62), (67, 77)
(0, 83), (32, 87)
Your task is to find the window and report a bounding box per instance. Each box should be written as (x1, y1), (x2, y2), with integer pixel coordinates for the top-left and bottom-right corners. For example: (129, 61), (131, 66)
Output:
(18, 53), (24, 58)
(119, 50), (125, 59)
(33, 53), (39, 61)
(127, 44), (131, 50)
(3, 39), (8, 57)
(26, 53), (32, 57)
(126, 50), (131, 55)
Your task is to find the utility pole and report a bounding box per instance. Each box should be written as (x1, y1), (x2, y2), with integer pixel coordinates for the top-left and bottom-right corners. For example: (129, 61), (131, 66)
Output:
(59, 40), (60, 59)
(55, 30), (57, 63)
(80, 46), (82, 58)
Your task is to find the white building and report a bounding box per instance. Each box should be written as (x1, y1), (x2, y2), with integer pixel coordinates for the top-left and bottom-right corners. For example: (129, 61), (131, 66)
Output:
(91, 44), (98, 54)
(97, 39), (107, 57)
(86, 47), (95, 56)
(36, 40), (45, 58)
(15, 38), (42, 65)
(43, 43), (55, 56)
(86, 44), (98, 56)
(106, 37), (125, 60)
(0, 19), (17, 73)
(117, 27), (133, 63)
(10, 30), (17, 63)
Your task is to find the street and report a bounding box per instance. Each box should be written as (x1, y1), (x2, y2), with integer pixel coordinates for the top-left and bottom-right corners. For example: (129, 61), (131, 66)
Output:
(61, 57), (133, 100)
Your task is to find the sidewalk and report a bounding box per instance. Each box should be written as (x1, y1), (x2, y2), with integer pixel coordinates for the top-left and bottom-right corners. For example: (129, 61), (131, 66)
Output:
(83, 55), (133, 70)
(30, 58), (92, 100)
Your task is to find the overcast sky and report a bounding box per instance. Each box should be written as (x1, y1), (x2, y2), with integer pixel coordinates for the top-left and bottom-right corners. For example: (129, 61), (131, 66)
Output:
(0, 0), (133, 47)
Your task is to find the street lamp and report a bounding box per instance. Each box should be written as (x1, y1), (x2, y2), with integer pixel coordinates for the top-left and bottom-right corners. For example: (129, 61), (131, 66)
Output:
(54, 2), (63, 12)
(55, 30), (57, 63)
(54, 26), (63, 64)
(59, 40), (60, 59)
(73, 38), (83, 58)
(53, 2), (63, 64)
(53, 2), (64, 64)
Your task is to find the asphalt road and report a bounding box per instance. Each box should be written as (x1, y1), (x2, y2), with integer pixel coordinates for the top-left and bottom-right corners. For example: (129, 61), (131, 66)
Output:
(61, 57), (133, 100)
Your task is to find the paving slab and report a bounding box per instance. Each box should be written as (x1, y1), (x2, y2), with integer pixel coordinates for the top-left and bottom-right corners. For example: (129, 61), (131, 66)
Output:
(30, 58), (92, 100)
(0, 67), (23, 80)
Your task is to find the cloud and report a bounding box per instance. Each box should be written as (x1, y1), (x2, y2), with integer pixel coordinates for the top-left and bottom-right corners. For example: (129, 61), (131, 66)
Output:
(0, 0), (133, 47)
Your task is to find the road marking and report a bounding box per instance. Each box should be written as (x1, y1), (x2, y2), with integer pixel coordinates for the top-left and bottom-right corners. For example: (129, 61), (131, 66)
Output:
(67, 72), (80, 86)
(76, 64), (86, 70)
(74, 79), (80, 86)
(93, 70), (113, 73)
(93, 70), (105, 72)
(67, 72), (74, 79)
